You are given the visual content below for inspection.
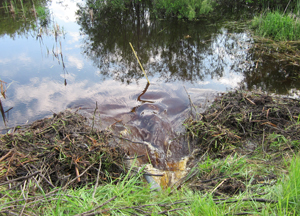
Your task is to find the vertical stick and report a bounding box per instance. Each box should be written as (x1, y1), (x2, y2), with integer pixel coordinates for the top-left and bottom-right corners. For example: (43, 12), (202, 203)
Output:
(129, 42), (150, 84)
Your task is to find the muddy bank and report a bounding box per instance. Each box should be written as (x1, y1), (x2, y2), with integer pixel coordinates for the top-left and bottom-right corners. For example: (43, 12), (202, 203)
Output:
(186, 90), (300, 158)
(0, 90), (299, 194)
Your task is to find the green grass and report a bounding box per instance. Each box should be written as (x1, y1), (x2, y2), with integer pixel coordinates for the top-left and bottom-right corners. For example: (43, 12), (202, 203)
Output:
(252, 11), (300, 41)
(153, 0), (215, 20)
(36, 6), (50, 20)
(277, 156), (300, 215)
(0, 155), (299, 215)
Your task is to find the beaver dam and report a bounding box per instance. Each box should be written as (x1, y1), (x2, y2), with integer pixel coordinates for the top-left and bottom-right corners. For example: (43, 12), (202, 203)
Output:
(1, 89), (299, 196)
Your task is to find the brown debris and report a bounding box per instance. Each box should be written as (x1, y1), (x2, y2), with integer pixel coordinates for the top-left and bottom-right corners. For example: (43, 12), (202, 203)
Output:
(0, 110), (126, 192)
(186, 90), (300, 157)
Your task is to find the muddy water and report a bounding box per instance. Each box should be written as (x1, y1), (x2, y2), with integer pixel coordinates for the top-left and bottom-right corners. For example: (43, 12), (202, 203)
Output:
(72, 82), (216, 187)
(1, 0), (299, 187)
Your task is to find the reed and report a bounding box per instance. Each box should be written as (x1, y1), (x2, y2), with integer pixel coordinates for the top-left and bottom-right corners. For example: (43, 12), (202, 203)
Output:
(252, 11), (300, 41)
(129, 42), (150, 84)
(19, 0), (26, 18)
(10, 0), (15, 14)
(2, 0), (9, 13)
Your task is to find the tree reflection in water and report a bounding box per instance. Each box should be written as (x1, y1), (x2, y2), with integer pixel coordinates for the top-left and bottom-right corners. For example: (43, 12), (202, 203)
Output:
(76, 0), (251, 84)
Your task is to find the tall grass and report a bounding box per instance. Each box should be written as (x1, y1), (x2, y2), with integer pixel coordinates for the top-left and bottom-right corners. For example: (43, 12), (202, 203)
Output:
(277, 156), (300, 214)
(153, 0), (215, 20)
(2, 0), (9, 13)
(252, 11), (300, 41)
(36, 6), (49, 20)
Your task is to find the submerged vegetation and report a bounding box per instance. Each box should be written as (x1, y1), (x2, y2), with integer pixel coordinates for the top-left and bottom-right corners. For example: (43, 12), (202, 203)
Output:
(0, 90), (300, 215)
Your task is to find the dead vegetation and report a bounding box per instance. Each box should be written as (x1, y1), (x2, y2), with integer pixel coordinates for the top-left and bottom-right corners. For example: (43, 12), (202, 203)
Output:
(0, 110), (126, 192)
(186, 90), (300, 157)
(183, 90), (300, 198)
(251, 36), (300, 68)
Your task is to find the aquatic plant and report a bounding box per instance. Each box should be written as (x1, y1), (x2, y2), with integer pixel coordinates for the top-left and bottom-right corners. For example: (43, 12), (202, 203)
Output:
(153, 0), (215, 20)
(2, 0), (9, 13)
(252, 11), (300, 41)
(36, 5), (49, 20)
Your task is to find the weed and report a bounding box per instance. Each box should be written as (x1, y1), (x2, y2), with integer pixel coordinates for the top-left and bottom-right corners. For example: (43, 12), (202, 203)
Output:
(36, 6), (49, 20)
(2, 0), (9, 13)
(277, 156), (300, 214)
(252, 11), (300, 41)
(153, 0), (215, 20)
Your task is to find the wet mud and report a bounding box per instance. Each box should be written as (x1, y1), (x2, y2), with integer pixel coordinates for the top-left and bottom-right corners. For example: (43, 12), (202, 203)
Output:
(70, 84), (216, 187)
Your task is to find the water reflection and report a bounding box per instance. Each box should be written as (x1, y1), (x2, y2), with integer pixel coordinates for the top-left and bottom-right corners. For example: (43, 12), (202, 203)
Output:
(76, 0), (252, 84)
(0, 0), (299, 136)
(244, 53), (300, 94)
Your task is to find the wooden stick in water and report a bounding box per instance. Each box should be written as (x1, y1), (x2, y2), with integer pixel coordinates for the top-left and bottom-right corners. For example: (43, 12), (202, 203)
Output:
(129, 42), (150, 84)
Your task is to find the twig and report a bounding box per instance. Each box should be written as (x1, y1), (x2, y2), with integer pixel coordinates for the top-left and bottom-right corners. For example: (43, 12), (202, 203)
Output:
(19, 202), (27, 216)
(88, 200), (189, 215)
(226, 212), (253, 215)
(183, 86), (197, 118)
(129, 42), (150, 84)
(0, 210), (19, 216)
(112, 135), (154, 148)
(62, 163), (95, 190)
(0, 194), (79, 208)
(92, 159), (102, 199)
(245, 97), (256, 105)
(75, 163), (81, 183)
(0, 149), (13, 162)
(144, 173), (164, 177)
(134, 207), (151, 214)
(157, 207), (186, 214)
(76, 196), (117, 216)
(215, 198), (277, 205)
(209, 103), (231, 124)
(211, 178), (227, 194)
(196, 173), (239, 184)
(283, 0), (292, 14)
(123, 155), (145, 160)
(91, 101), (98, 132)
(0, 171), (40, 186)
(38, 172), (55, 188)
(262, 128), (265, 154)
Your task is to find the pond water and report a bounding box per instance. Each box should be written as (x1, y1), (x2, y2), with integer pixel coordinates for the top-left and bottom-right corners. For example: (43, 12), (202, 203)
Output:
(1, 0), (299, 186)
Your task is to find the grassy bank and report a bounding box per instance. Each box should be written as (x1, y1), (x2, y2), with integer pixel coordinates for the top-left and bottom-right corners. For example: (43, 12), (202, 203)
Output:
(0, 90), (299, 215)
(252, 11), (300, 41)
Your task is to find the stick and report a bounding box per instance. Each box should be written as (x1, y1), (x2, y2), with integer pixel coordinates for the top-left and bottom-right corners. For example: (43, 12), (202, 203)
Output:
(62, 163), (95, 189)
(183, 86), (197, 118)
(211, 178), (227, 194)
(283, 0), (292, 14)
(157, 207), (186, 214)
(209, 103), (231, 124)
(75, 164), (80, 183)
(0, 149), (13, 162)
(92, 158), (101, 199)
(215, 198), (277, 204)
(91, 101), (98, 132)
(0, 171), (40, 186)
(129, 42), (150, 84)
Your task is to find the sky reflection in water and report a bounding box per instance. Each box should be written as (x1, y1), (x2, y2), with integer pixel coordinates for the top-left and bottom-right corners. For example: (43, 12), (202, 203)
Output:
(0, 0), (297, 131)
